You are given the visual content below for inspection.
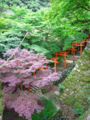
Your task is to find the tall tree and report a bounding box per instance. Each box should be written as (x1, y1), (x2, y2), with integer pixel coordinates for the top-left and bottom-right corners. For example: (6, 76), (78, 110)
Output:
(46, 0), (90, 49)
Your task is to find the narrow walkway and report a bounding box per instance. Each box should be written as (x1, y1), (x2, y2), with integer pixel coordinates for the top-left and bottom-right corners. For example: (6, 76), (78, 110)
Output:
(45, 50), (82, 113)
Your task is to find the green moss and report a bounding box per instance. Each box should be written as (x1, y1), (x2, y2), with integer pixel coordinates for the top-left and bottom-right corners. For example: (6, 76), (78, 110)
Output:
(73, 102), (85, 115)
(60, 45), (90, 118)
(64, 96), (75, 105)
(75, 109), (90, 120)
(0, 82), (3, 116)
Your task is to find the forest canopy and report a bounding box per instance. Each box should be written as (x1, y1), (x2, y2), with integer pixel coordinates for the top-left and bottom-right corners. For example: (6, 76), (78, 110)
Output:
(0, 0), (49, 11)
(0, 0), (89, 57)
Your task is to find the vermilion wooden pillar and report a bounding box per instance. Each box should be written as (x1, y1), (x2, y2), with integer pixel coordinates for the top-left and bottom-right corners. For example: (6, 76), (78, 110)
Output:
(80, 44), (83, 55)
(64, 54), (66, 68)
(86, 39), (89, 44)
(33, 72), (36, 76)
(73, 51), (75, 62)
(28, 86), (31, 92)
(50, 58), (58, 72)
(20, 82), (22, 89)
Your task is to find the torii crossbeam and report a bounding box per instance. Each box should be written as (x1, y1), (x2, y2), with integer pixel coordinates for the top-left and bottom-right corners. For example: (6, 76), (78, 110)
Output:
(50, 58), (58, 72)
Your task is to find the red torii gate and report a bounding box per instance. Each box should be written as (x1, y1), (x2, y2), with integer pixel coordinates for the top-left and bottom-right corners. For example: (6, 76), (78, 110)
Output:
(71, 42), (85, 55)
(65, 48), (77, 62)
(55, 52), (68, 68)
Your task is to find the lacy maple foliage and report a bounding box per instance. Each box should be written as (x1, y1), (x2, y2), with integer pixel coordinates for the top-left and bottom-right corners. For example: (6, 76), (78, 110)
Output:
(0, 49), (59, 120)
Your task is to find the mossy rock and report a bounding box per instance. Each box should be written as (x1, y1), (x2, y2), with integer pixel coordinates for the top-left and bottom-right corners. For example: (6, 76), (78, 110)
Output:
(60, 44), (90, 118)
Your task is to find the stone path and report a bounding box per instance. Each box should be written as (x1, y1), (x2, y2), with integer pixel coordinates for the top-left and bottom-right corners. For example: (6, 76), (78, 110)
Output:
(45, 52), (81, 119)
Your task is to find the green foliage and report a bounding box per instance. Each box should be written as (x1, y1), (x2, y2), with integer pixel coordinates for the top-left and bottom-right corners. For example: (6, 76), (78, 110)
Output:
(46, 0), (89, 49)
(0, 17), (10, 33)
(63, 32), (88, 50)
(75, 109), (90, 120)
(64, 96), (75, 105)
(0, 31), (23, 55)
(0, 6), (62, 58)
(1, 0), (49, 11)
(32, 97), (57, 120)
(73, 102), (85, 115)
(28, 44), (49, 54)
(0, 0), (5, 13)
(58, 84), (65, 92)
(0, 0), (89, 58)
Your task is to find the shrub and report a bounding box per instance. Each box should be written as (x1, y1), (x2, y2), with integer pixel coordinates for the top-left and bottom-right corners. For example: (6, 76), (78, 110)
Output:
(73, 102), (85, 115)
(58, 84), (65, 92)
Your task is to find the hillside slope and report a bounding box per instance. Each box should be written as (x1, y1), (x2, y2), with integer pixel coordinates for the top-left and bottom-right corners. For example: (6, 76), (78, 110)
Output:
(60, 43), (90, 119)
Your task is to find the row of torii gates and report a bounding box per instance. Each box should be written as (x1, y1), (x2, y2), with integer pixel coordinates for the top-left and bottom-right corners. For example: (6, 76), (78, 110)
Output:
(51, 35), (90, 72)
(21, 35), (90, 92)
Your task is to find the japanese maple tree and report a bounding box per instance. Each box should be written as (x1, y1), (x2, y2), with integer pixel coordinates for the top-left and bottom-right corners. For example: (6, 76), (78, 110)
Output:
(0, 48), (59, 120)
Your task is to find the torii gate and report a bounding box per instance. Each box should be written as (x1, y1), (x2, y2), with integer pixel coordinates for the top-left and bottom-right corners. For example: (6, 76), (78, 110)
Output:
(55, 52), (68, 68)
(65, 48), (77, 62)
(71, 42), (85, 55)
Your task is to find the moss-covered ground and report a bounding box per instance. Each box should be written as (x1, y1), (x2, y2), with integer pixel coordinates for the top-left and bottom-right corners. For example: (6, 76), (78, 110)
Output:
(60, 44), (90, 119)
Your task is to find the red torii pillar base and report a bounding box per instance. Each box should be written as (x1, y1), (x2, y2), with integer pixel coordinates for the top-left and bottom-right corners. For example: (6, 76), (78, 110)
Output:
(50, 58), (58, 72)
